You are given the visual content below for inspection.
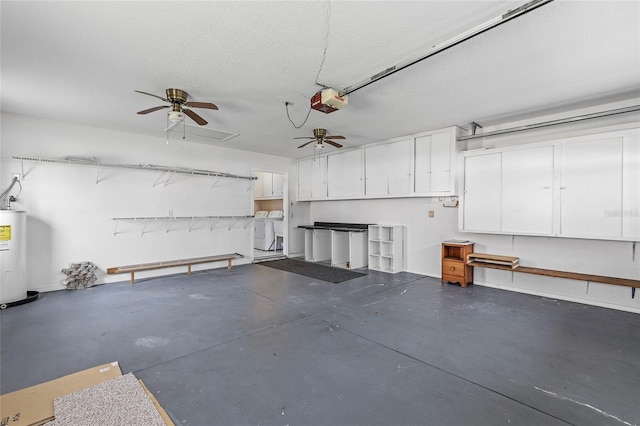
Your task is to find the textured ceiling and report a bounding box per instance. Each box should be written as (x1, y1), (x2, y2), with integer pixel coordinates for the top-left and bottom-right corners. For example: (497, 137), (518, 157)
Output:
(1, 1), (639, 158)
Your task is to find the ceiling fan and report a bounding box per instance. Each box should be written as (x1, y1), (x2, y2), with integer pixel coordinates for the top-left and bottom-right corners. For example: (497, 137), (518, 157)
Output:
(294, 128), (345, 149)
(135, 88), (218, 126)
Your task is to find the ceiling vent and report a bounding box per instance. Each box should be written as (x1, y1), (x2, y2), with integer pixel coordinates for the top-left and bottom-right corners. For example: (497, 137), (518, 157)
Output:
(168, 124), (239, 144)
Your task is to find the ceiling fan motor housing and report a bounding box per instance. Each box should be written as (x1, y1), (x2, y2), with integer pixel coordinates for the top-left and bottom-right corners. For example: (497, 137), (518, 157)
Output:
(166, 88), (188, 104)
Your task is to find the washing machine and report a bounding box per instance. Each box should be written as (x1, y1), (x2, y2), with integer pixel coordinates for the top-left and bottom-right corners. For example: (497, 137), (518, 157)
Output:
(254, 211), (270, 251)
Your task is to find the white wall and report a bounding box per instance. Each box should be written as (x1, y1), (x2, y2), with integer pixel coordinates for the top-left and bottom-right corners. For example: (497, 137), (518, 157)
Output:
(309, 101), (640, 314)
(0, 113), (301, 292)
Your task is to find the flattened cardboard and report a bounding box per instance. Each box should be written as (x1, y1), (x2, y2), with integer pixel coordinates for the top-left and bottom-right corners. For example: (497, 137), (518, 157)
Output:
(0, 361), (122, 426)
(139, 380), (175, 426)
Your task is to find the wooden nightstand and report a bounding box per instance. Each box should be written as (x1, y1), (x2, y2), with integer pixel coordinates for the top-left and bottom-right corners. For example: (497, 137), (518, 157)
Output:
(442, 241), (474, 288)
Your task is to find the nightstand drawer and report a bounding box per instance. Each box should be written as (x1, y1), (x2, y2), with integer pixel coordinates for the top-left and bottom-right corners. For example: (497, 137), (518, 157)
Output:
(442, 260), (465, 277)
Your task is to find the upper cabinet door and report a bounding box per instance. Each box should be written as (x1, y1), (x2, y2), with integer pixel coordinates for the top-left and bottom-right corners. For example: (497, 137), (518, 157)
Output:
(560, 137), (623, 239)
(414, 129), (455, 195)
(414, 135), (432, 194)
(365, 144), (388, 196)
(501, 146), (555, 235)
(463, 153), (502, 232)
(311, 156), (327, 199)
(430, 131), (453, 193)
(328, 150), (363, 198)
(272, 173), (284, 198)
(387, 138), (412, 195)
(341, 149), (364, 197)
(254, 171), (265, 198)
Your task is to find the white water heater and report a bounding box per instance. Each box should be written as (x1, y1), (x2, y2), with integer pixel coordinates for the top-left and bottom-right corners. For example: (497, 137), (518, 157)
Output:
(0, 210), (27, 304)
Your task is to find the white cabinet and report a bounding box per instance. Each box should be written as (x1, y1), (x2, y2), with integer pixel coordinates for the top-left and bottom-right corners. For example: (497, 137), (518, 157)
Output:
(463, 153), (502, 232)
(560, 137), (623, 239)
(327, 149), (364, 198)
(414, 129), (456, 194)
(368, 225), (403, 273)
(298, 157), (327, 200)
(461, 127), (639, 242)
(365, 138), (412, 197)
(623, 132), (640, 239)
(297, 126), (458, 201)
(502, 146), (554, 235)
(255, 172), (284, 199)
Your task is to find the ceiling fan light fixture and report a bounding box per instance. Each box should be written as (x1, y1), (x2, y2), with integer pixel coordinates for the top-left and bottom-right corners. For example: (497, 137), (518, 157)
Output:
(315, 143), (325, 150)
(168, 110), (185, 123)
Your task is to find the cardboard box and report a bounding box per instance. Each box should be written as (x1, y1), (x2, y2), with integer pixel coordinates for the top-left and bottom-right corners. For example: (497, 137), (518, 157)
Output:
(0, 362), (122, 426)
(139, 380), (175, 426)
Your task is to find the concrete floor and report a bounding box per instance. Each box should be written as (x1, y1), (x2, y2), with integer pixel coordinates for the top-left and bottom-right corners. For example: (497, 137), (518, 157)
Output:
(1, 263), (639, 426)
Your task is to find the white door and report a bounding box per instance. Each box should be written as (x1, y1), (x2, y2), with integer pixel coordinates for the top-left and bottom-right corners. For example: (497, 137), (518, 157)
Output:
(327, 152), (344, 198)
(387, 138), (412, 195)
(414, 135), (432, 194)
(502, 146), (555, 235)
(463, 153), (502, 232)
(342, 149), (364, 197)
(430, 131), (453, 193)
(560, 138), (623, 238)
(311, 156), (327, 199)
(365, 144), (388, 196)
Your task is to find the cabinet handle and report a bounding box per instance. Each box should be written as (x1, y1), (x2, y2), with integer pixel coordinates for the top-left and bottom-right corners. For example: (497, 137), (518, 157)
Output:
(449, 266), (456, 272)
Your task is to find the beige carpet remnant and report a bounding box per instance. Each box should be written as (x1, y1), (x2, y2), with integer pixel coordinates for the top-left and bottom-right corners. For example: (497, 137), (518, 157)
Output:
(45, 373), (166, 426)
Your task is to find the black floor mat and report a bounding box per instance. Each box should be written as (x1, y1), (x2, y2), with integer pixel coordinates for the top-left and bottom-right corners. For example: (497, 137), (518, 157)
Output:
(259, 258), (366, 283)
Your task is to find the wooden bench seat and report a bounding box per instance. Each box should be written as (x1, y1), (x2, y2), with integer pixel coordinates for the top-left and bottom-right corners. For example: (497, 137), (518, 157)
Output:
(467, 253), (639, 288)
(107, 253), (244, 284)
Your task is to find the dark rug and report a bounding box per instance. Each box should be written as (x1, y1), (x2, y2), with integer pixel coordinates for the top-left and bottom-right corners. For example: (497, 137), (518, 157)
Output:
(259, 258), (366, 283)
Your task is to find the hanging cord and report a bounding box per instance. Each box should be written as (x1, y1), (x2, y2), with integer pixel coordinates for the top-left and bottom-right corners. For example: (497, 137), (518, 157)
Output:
(286, 0), (331, 129)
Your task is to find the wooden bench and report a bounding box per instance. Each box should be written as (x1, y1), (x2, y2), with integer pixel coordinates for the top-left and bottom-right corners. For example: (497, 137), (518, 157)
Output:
(467, 253), (639, 289)
(107, 253), (244, 284)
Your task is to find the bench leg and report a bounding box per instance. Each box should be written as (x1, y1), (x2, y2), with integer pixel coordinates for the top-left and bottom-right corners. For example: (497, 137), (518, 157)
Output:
(188, 264), (192, 276)
(130, 272), (135, 285)
(227, 259), (232, 270)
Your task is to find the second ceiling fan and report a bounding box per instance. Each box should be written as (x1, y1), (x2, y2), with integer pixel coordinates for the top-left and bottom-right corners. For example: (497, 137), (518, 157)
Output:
(294, 128), (345, 149)
(135, 88), (218, 126)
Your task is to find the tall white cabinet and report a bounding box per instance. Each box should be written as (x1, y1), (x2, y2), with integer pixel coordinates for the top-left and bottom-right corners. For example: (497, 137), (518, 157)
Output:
(368, 225), (404, 273)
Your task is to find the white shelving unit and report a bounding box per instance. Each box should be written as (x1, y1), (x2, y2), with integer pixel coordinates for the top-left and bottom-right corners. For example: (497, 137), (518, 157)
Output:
(368, 225), (403, 273)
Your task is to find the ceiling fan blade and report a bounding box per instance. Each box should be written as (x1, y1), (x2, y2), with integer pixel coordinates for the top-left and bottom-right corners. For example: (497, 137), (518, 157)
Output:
(182, 108), (208, 126)
(184, 101), (218, 110)
(325, 135), (345, 140)
(297, 141), (315, 148)
(293, 136), (315, 140)
(325, 140), (343, 148)
(137, 105), (170, 115)
(134, 90), (168, 102)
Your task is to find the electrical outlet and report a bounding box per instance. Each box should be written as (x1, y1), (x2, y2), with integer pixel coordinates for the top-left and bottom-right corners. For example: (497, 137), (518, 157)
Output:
(12, 173), (20, 181)
(428, 210), (435, 218)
